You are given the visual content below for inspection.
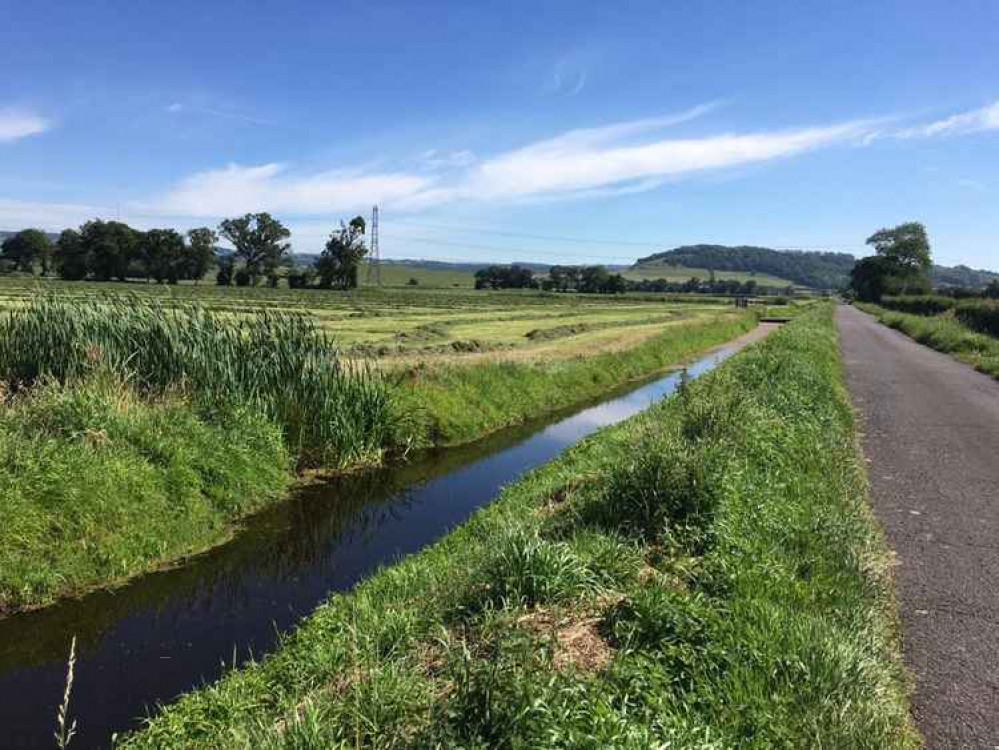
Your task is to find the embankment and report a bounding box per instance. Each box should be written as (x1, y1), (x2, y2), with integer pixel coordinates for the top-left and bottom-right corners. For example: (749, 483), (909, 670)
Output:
(121, 305), (915, 749)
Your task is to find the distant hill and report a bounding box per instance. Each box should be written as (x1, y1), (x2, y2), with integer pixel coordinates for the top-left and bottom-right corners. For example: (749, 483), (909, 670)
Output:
(635, 244), (998, 290)
(635, 245), (855, 289)
(929, 264), (999, 288)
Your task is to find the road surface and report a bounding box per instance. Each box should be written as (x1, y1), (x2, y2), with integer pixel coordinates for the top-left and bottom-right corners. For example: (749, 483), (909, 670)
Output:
(837, 305), (999, 748)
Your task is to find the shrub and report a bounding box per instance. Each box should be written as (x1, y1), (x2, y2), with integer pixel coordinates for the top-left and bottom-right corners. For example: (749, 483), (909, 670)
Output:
(880, 295), (955, 316)
(956, 299), (999, 337)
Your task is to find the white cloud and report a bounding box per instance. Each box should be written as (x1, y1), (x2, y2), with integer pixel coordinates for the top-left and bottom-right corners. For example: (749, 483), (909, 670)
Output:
(895, 100), (999, 139)
(0, 108), (52, 143)
(467, 118), (876, 201)
(148, 162), (437, 217)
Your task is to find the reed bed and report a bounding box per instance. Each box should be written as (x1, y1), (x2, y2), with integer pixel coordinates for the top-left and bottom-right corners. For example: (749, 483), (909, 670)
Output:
(0, 295), (407, 468)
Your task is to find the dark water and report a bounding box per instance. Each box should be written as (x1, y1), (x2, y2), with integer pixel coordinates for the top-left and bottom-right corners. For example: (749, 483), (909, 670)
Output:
(0, 344), (742, 748)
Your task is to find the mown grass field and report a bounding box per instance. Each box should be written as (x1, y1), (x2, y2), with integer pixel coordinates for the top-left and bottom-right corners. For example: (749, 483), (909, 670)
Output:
(0, 277), (762, 612)
(621, 263), (794, 287)
(0, 276), (742, 364)
(120, 304), (914, 749)
(355, 261), (797, 289)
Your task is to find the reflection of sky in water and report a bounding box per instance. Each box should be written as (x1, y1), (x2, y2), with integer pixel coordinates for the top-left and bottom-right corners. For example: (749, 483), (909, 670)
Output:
(0, 342), (744, 749)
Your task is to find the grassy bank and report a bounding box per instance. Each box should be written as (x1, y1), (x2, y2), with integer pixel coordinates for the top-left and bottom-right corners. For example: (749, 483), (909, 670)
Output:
(401, 311), (755, 444)
(121, 305), (914, 749)
(0, 375), (290, 613)
(857, 302), (999, 378)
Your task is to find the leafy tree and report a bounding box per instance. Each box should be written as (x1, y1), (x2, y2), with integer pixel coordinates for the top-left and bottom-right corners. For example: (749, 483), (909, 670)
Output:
(218, 213), (291, 282)
(866, 222), (931, 272)
(141, 228), (186, 283)
(578, 265), (610, 293)
(984, 279), (999, 300)
(317, 216), (367, 290)
(81, 220), (142, 281)
(215, 255), (234, 286)
(473, 264), (535, 290)
(849, 256), (897, 302)
(1, 229), (52, 273)
(851, 222), (933, 301)
(54, 229), (89, 280)
(184, 227), (217, 283)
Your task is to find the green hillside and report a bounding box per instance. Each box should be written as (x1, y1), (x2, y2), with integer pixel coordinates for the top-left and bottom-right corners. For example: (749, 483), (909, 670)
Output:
(635, 244), (998, 290)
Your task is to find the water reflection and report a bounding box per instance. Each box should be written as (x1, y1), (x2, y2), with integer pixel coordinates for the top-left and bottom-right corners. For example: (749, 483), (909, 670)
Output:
(0, 345), (737, 749)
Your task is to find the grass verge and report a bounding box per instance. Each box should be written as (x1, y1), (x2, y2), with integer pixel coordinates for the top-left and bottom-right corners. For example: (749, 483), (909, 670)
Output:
(120, 305), (915, 749)
(400, 311), (755, 445)
(856, 302), (999, 379)
(0, 374), (290, 614)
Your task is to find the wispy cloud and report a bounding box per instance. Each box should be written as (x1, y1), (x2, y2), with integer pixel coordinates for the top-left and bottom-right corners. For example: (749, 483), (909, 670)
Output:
(894, 100), (999, 139)
(0, 108), (52, 143)
(17, 100), (998, 234)
(165, 102), (273, 126)
(136, 105), (880, 216)
(147, 162), (436, 217)
(466, 118), (876, 201)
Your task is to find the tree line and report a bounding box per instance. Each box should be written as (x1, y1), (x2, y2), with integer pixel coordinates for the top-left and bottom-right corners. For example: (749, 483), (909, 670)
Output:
(0, 213), (371, 289)
(474, 263), (772, 295)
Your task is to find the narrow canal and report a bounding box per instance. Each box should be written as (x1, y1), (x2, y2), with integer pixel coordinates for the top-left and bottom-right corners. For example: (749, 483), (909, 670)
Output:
(0, 333), (764, 748)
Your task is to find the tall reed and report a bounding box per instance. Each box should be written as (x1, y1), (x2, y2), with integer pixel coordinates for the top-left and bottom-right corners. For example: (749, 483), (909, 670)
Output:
(0, 294), (407, 468)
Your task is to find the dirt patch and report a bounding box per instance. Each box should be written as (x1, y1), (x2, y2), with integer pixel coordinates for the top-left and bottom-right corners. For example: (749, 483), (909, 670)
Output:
(516, 608), (615, 673)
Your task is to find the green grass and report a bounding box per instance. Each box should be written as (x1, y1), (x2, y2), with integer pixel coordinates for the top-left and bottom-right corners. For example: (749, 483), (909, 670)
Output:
(0, 374), (290, 613)
(857, 302), (999, 379)
(119, 305), (914, 749)
(400, 311), (755, 444)
(0, 295), (406, 469)
(622, 263), (795, 287)
(360, 262), (475, 288)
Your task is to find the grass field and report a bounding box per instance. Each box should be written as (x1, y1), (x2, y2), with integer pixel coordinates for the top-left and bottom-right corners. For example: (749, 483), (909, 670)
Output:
(621, 263), (795, 287)
(361, 261), (797, 289)
(0, 277), (742, 364)
(120, 304), (914, 749)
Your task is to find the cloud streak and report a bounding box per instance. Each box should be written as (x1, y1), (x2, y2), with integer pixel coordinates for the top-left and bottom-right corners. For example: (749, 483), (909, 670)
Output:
(148, 162), (436, 217)
(0, 108), (52, 143)
(165, 102), (273, 126)
(136, 106), (882, 217)
(894, 100), (999, 139)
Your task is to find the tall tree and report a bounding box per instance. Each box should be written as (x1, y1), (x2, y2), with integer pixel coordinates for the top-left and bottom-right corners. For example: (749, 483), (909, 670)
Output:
(54, 229), (89, 280)
(184, 227), (217, 283)
(81, 220), (142, 281)
(1, 229), (51, 273)
(317, 216), (367, 290)
(218, 213), (290, 283)
(866, 222), (932, 272)
(141, 228), (186, 283)
(852, 221), (933, 300)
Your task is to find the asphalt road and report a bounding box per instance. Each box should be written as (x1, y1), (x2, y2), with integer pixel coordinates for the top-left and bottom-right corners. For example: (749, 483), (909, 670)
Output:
(837, 305), (999, 749)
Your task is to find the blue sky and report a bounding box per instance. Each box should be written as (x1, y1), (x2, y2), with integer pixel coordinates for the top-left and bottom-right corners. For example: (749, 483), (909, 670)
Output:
(2, 0), (998, 268)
